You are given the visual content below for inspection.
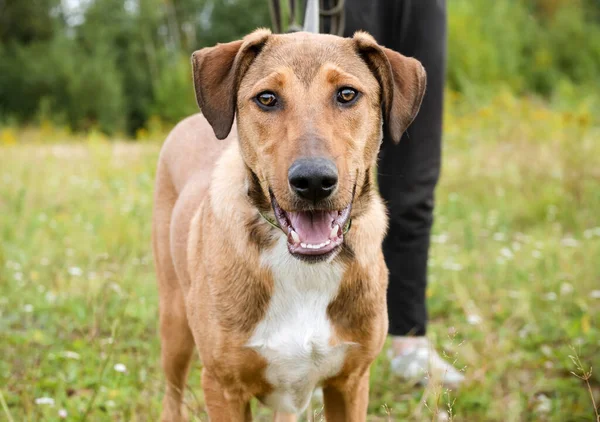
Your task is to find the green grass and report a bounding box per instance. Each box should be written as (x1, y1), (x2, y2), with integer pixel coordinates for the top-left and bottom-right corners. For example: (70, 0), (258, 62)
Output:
(1, 92), (599, 421)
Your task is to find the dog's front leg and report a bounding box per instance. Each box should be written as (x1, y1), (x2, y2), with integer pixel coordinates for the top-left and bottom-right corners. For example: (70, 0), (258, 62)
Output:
(322, 370), (370, 422)
(202, 370), (252, 422)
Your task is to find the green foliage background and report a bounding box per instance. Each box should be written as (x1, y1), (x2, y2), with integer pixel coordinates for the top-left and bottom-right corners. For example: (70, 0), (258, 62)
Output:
(0, 0), (599, 135)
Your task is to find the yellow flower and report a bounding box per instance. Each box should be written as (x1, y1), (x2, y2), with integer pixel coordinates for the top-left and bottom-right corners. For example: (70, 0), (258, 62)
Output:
(0, 128), (17, 145)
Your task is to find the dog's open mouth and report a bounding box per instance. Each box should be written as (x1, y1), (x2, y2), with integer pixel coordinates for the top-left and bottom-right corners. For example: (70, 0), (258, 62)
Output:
(271, 195), (352, 257)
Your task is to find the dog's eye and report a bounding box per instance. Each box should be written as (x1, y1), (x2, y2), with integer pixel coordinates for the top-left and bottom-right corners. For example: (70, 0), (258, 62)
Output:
(255, 92), (278, 108)
(337, 87), (359, 104)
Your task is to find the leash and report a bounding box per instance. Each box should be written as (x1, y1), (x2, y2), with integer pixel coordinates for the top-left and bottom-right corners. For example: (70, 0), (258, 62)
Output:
(258, 209), (352, 236)
(269, 0), (346, 35)
(258, 209), (282, 231)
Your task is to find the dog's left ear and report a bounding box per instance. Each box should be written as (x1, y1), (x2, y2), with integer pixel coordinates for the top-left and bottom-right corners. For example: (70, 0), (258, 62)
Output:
(353, 32), (427, 143)
(191, 29), (271, 139)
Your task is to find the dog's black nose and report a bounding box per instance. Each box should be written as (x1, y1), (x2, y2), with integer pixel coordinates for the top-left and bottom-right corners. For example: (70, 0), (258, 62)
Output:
(288, 157), (338, 202)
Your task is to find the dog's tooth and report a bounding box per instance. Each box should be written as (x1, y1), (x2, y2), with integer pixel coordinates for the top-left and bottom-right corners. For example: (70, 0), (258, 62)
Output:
(301, 243), (307, 248)
(330, 225), (339, 238)
(290, 229), (300, 245)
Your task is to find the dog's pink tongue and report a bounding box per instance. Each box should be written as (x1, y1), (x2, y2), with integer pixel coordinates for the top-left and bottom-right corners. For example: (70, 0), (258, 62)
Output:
(288, 210), (337, 243)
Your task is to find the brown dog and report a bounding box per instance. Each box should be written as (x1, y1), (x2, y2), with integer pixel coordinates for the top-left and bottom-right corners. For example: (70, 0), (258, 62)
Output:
(152, 29), (425, 421)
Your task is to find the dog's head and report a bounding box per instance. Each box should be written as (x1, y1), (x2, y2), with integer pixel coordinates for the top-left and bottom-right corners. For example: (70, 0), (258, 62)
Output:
(192, 29), (426, 261)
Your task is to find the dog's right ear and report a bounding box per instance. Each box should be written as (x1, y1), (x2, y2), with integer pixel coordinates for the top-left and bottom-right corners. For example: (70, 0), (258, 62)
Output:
(191, 29), (271, 140)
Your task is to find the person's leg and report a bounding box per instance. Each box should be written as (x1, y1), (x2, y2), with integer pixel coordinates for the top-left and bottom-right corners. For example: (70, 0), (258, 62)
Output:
(344, 0), (463, 385)
(344, 0), (443, 341)
(380, 0), (446, 339)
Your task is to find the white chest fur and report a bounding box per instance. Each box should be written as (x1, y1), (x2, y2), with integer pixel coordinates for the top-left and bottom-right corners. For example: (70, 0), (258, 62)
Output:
(247, 237), (349, 414)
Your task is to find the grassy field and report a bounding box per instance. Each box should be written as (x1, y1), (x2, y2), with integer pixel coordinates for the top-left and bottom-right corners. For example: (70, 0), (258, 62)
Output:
(1, 92), (599, 421)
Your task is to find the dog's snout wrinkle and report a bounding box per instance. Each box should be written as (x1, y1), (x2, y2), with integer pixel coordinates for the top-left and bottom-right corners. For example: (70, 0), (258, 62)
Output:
(288, 157), (338, 202)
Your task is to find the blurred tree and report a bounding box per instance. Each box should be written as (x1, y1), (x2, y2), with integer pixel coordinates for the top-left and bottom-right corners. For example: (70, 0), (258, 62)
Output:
(0, 0), (598, 136)
(0, 0), (62, 44)
(193, 0), (270, 47)
(77, 0), (160, 132)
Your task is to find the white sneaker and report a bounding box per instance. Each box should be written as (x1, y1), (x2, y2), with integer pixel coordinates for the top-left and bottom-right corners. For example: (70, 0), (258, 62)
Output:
(389, 337), (464, 387)
(312, 338), (463, 403)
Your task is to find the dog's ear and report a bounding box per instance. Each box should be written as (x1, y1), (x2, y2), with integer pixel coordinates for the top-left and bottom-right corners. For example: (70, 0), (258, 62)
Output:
(353, 31), (427, 143)
(191, 29), (271, 139)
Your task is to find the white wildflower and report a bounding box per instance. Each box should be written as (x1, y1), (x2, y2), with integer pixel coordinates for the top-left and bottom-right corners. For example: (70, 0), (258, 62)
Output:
(508, 290), (521, 298)
(560, 283), (574, 295)
(114, 363), (127, 373)
(110, 283), (122, 294)
(432, 233), (448, 244)
(534, 394), (552, 414)
(35, 397), (55, 406)
(519, 323), (534, 339)
(58, 409), (68, 418)
(590, 290), (600, 299)
(436, 410), (450, 421)
(467, 314), (482, 325)
(61, 351), (80, 360)
(68, 266), (83, 276)
(442, 261), (463, 271)
(560, 237), (579, 247)
(23, 304), (34, 313)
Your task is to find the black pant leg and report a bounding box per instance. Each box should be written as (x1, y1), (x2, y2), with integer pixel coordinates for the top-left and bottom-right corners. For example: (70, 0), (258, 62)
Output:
(344, 0), (447, 336)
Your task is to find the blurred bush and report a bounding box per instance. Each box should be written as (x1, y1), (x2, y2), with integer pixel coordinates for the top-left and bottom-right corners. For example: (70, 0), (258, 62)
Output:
(0, 0), (598, 137)
(448, 0), (600, 97)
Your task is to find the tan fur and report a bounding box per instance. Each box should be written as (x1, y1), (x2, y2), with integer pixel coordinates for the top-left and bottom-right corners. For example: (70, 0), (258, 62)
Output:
(153, 29), (426, 421)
